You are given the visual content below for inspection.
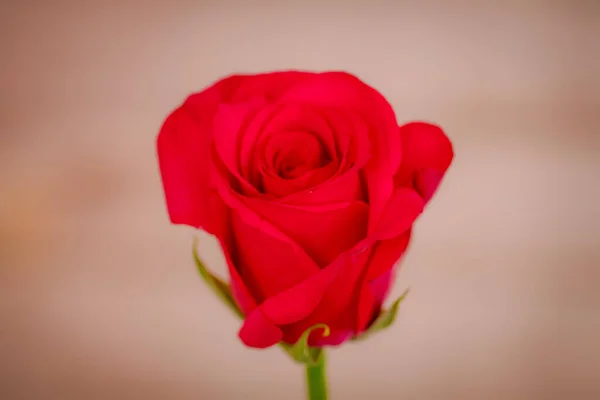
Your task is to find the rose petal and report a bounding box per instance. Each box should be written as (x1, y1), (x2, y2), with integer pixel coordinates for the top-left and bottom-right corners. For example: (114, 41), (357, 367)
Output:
(238, 308), (283, 348)
(157, 74), (244, 230)
(246, 198), (369, 267)
(355, 283), (379, 333)
(191, 176), (259, 315)
(370, 269), (395, 307)
(261, 162), (338, 198)
(212, 102), (265, 196)
(355, 269), (395, 334)
(280, 169), (364, 205)
(354, 231), (412, 331)
(238, 104), (284, 186)
(259, 103), (335, 147)
(396, 122), (454, 202)
(222, 243), (258, 316)
(214, 211), (259, 315)
(366, 230), (412, 281)
(398, 122), (453, 172)
(321, 107), (371, 172)
(232, 210), (319, 301)
(260, 250), (349, 324)
(373, 188), (424, 241)
(157, 106), (213, 230)
(265, 131), (326, 178)
(415, 168), (444, 203)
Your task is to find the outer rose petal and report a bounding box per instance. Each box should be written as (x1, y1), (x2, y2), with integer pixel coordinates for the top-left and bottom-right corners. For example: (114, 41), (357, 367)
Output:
(369, 270), (394, 307)
(415, 168), (444, 203)
(399, 122), (453, 172)
(396, 122), (454, 202)
(232, 210), (318, 301)
(366, 230), (412, 281)
(191, 176), (259, 315)
(245, 198), (369, 267)
(157, 75), (243, 232)
(222, 243), (258, 316)
(157, 107), (210, 229)
(373, 188), (424, 241)
(260, 255), (345, 325)
(355, 232), (412, 331)
(355, 283), (379, 333)
(238, 308), (283, 348)
(212, 204), (259, 315)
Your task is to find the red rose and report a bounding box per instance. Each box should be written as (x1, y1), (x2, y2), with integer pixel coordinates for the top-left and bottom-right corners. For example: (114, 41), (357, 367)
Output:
(157, 71), (453, 348)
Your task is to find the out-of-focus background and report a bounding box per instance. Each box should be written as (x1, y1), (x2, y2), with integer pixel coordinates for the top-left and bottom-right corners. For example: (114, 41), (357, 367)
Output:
(1, 1), (599, 399)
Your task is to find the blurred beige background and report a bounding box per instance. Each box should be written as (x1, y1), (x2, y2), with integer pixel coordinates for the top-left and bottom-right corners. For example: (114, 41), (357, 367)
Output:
(1, 0), (599, 399)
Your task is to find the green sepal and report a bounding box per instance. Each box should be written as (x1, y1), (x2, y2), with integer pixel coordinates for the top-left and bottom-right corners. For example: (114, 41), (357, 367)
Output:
(192, 238), (244, 319)
(352, 288), (410, 342)
(280, 324), (331, 366)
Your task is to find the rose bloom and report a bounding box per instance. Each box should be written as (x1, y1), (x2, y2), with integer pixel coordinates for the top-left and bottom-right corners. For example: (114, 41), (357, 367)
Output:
(157, 71), (453, 348)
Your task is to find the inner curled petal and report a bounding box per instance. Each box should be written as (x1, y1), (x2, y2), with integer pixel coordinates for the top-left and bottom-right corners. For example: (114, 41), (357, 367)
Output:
(265, 131), (330, 179)
(257, 130), (337, 197)
(240, 103), (337, 192)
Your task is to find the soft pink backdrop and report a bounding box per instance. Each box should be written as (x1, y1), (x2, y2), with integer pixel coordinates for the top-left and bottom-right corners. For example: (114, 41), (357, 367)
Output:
(1, 1), (599, 399)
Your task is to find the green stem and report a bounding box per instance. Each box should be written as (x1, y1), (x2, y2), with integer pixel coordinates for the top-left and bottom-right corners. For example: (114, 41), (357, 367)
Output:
(305, 351), (328, 400)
